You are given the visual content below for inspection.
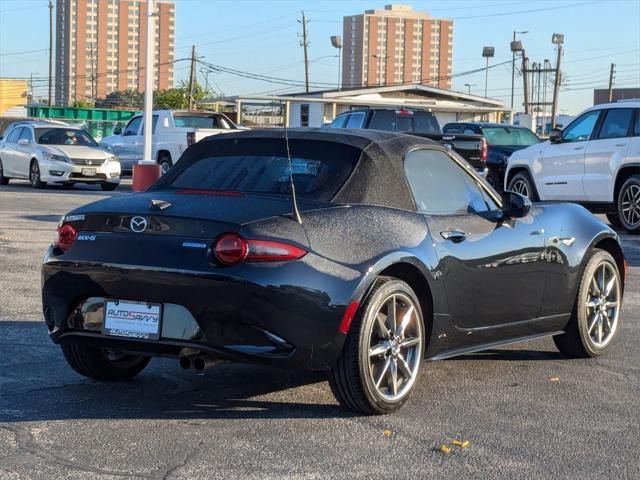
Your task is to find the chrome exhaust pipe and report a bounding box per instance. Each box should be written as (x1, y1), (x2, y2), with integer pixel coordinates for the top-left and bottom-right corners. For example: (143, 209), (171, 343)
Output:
(178, 348), (201, 370)
(192, 356), (220, 371)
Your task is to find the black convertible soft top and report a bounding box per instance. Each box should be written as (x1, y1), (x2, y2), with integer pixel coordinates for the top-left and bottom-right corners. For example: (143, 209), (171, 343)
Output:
(152, 129), (444, 211)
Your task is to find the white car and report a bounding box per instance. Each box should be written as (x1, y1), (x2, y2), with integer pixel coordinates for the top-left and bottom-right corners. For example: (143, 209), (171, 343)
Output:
(506, 100), (640, 233)
(0, 122), (121, 190)
(100, 110), (241, 174)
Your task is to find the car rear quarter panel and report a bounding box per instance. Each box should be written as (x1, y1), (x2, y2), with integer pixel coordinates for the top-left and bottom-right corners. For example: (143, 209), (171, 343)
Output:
(299, 205), (447, 314)
(536, 202), (623, 317)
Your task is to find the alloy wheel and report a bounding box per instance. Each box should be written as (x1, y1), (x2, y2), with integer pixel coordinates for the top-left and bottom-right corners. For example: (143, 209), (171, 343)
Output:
(585, 261), (620, 348)
(621, 184), (640, 227)
(367, 292), (422, 401)
(511, 179), (530, 198)
(30, 162), (39, 186)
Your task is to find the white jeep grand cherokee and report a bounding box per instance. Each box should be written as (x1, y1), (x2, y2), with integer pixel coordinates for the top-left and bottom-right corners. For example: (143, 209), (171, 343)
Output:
(506, 100), (640, 233)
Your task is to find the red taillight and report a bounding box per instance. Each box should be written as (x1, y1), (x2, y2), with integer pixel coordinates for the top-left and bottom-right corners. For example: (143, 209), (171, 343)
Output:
(480, 137), (488, 163)
(55, 224), (77, 252)
(396, 109), (413, 116)
(213, 233), (307, 266)
(187, 132), (196, 146)
(214, 233), (248, 265)
(339, 300), (361, 334)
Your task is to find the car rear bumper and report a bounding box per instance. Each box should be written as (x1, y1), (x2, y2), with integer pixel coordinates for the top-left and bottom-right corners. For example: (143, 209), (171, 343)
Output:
(41, 248), (363, 369)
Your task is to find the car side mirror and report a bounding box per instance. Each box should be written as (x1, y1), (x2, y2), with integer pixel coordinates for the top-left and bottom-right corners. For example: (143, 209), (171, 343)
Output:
(17, 138), (30, 146)
(549, 128), (563, 144)
(112, 126), (122, 135)
(502, 190), (532, 219)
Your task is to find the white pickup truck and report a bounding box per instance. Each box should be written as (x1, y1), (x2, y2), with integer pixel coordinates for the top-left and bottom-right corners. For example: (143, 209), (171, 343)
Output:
(100, 110), (241, 173)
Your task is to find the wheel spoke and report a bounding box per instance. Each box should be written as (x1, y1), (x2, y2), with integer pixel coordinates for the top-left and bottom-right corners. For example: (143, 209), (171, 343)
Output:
(587, 312), (599, 335)
(399, 336), (420, 349)
(604, 275), (616, 296)
(375, 314), (391, 340)
(590, 277), (601, 296)
(598, 265), (606, 294)
(387, 296), (397, 336)
(396, 305), (414, 338)
(375, 358), (391, 388)
(604, 301), (618, 309)
(369, 342), (389, 357)
(602, 312), (612, 332)
(597, 316), (604, 344)
(387, 359), (398, 396)
(396, 353), (413, 382)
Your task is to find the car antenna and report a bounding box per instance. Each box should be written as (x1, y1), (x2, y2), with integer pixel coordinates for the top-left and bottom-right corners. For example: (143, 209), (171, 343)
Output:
(283, 121), (302, 224)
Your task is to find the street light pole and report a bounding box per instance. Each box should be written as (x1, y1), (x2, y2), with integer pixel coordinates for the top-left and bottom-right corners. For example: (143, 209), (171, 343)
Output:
(330, 36), (342, 91)
(510, 30), (529, 111)
(482, 47), (494, 97)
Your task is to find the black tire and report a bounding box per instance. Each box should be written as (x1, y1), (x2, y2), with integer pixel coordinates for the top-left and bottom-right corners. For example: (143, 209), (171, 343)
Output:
(29, 160), (46, 189)
(0, 159), (9, 185)
(329, 277), (425, 415)
(100, 182), (119, 191)
(616, 174), (640, 234)
(605, 213), (622, 229)
(486, 170), (503, 193)
(553, 249), (622, 358)
(158, 154), (172, 175)
(507, 171), (538, 201)
(61, 344), (150, 380)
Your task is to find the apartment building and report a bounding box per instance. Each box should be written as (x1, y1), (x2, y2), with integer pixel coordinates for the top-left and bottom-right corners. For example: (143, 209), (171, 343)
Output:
(342, 4), (453, 89)
(55, 0), (175, 106)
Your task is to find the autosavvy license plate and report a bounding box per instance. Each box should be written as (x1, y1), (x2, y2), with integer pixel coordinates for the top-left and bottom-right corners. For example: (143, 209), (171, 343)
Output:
(82, 167), (97, 176)
(103, 300), (162, 340)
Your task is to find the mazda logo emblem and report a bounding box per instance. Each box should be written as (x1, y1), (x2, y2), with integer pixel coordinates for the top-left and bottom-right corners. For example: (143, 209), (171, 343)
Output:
(130, 216), (148, 233)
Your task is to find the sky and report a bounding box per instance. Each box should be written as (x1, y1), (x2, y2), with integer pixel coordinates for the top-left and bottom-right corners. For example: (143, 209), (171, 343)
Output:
(0, 0), (639, 114)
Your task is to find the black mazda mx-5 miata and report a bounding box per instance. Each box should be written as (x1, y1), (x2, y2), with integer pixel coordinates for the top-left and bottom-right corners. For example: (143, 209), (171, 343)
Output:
(42, 129), (626, 414)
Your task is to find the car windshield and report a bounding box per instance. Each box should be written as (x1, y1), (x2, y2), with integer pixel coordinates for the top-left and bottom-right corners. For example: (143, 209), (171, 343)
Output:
(482, 127), (539, 146)
(173, 115), (232, 129)
(35, 128), (98, 146)
(164, 139), (360, 202)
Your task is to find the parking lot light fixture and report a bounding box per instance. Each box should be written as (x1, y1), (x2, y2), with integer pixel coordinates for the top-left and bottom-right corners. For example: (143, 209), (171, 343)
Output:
(482, 47), (495, 98)
(510, 30), (529, 112)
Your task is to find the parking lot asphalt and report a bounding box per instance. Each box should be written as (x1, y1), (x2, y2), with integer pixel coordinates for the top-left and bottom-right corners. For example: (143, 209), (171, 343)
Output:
(0, 180), (638, 480)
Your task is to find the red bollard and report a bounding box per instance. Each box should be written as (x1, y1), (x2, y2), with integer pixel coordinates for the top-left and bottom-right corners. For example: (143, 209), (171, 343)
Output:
(132, 163), (162, 192)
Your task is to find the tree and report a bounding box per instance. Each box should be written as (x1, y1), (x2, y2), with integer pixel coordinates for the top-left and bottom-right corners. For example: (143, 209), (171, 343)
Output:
(71, 98), (93, 109)
(154, 81), (212, 110)
(95, 90), (144, 109)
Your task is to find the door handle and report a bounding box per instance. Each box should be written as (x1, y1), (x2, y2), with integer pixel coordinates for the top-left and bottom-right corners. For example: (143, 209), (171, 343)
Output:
(614, 143), (627, 147)
(440, 230), (467, 243)
(573, 146), (584, 150)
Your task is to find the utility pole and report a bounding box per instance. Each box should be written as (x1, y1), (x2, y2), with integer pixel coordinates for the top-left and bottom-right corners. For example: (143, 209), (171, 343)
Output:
(550, 39), (563, 129)
(522, 55), (529, 114)
(608, 63), (616, 102)
(299, 11), (310, 93)
(48, 0), (53, 106)
(188, 45), (197, 110)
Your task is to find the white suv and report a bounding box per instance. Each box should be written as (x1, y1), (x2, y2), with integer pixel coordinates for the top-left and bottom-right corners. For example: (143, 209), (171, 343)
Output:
(0, 122), (121, 190)
(506, 101), (640, 233)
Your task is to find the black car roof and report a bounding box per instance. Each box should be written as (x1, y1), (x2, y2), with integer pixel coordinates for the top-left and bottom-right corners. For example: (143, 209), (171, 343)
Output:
(163, 129), (443, 210)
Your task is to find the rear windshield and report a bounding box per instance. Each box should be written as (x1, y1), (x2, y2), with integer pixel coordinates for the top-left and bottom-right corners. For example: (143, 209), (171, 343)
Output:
(173, 114), (233, 129)
(368, 110), (440, 134)
(483, 127), (539, 146)
(35, 128), (97, 146)
(164, 139), (360, 202)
